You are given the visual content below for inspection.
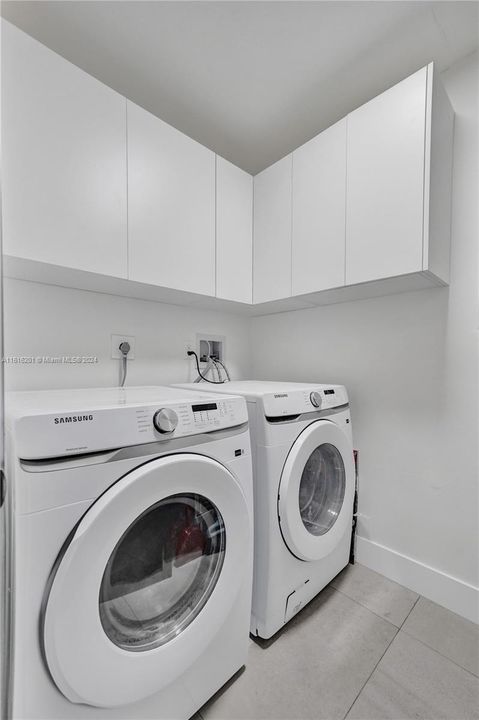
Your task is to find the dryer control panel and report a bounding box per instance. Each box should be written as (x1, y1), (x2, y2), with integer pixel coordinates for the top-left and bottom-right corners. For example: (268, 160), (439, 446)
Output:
(262, 385), (348, 418)
(13, 395), (247, 460)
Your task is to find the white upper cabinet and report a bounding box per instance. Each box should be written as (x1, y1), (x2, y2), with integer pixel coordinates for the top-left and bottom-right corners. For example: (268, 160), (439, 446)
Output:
(2, 23), (452, 315)
(1, 21), (128, 278)
(292, 119), (347, 295)
(421, 64), (455, 285)
(253, 155), (293, 304)
(216, 156), (253, 304)
(345, 65), (452, 286)
(127, 101), (215, 296)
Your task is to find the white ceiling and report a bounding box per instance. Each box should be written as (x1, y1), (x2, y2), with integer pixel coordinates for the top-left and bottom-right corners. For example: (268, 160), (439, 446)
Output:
(2, 1), (478, 174)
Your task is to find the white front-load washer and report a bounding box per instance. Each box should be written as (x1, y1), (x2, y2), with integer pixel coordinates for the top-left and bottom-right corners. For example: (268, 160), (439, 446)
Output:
(3, 386), (253, 719)
(174, 381), (355, 639)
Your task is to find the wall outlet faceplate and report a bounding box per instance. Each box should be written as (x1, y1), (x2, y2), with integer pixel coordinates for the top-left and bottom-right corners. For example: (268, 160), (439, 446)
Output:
(111, 334), (136, 359)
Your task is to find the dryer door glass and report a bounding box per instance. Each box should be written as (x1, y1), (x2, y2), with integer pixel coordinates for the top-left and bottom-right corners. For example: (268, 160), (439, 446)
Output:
(298, 443), (345, 536)
(99, 493), (225, 651)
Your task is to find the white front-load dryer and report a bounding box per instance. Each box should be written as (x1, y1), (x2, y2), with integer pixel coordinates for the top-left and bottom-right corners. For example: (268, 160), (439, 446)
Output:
(3, 386), (253, 719)
(174, 381), (355, 639)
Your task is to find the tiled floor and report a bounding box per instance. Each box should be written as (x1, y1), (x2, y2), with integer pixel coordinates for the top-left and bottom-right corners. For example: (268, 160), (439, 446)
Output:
(197, 563), (479, 720)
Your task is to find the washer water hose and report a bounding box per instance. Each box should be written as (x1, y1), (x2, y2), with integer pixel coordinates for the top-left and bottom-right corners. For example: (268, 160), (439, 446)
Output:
(187, 350), (229, 384)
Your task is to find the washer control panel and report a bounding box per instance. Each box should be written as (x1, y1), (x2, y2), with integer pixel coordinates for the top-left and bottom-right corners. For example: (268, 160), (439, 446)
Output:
(191, 400), (234, 428)
(262, 385), (348, 418)
(14, 394), (248, 460)
(153, 407), (179, 434)
(135, 397), (244, 439)
(309, 391), (322, 408)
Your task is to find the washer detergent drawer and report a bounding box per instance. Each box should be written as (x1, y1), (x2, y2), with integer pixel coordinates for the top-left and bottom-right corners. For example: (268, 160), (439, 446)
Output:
(284, 581), (312, 624)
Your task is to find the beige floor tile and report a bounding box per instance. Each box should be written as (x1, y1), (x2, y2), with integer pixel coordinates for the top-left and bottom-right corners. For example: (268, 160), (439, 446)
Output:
(201, 586), (396, 720)
(331, 563), (419, 627)
(346, 631), (479, 720)
(403, 596), (479, 677)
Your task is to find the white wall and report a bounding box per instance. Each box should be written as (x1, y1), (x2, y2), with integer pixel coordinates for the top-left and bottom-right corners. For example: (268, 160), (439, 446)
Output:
(3, 52), (477, 623)
(3, 279), (252, 390)
(250, 52), (479, 622)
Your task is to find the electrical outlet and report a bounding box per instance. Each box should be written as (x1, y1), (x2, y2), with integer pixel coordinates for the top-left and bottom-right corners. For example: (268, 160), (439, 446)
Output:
(111, 334), (136, 360)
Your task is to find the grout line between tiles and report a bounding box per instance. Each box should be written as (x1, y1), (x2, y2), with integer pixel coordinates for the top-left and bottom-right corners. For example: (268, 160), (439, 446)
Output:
(341, 625), (399, 720)
(329, 584), (408, 630)
(343, 625), (479, 720)
(399, 596), (479, 677)
(400, 626), (479, 680)
(199, 592), (478, 720)
(398, 593), (421, 629)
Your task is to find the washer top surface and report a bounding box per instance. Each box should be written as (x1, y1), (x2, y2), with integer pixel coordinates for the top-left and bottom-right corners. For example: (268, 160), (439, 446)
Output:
(6, 385), (248, 460)
(6, 385), (237, 417)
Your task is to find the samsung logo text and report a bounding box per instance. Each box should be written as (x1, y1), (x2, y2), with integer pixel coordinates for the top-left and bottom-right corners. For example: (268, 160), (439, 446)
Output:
(54, 415), (94, 425)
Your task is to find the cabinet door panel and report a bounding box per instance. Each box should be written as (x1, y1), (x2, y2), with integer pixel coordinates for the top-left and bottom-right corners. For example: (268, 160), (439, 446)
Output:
(346, 67), (427, 285)
(2, 21), (127, 277)
(253, 155), (292, 303)
(127, 101), (215, 296)
(292, 119), (347, 295)
(216, 157), (253, 303)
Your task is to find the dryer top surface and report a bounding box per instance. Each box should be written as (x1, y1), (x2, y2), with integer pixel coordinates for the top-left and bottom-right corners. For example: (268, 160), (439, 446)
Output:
(176, 380), (346, 400)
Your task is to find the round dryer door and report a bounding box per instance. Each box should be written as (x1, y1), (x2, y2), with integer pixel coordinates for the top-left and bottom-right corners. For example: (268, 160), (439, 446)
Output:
(42, 453), (250, 708)
(278, 420), (354, 561)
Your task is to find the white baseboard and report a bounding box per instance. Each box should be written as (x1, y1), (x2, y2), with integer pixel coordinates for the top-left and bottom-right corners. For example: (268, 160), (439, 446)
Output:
(355, 536), (479, 625)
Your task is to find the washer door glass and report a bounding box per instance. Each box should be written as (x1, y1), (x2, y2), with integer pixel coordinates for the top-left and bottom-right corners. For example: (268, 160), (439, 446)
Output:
(43, 453), (250, 708)
(299, 443), (346, 536)
(278, 420), (354, 562)
(99, 493), (225, 651)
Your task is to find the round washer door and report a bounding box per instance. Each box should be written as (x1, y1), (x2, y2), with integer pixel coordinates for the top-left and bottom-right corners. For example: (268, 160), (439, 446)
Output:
(43, 453), (250, 708)
(278, 420), (354, 561)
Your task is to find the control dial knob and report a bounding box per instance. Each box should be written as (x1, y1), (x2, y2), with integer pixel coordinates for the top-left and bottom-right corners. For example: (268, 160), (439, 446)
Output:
(310, 391), (323, 409)
(153, 408), (178, 434)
